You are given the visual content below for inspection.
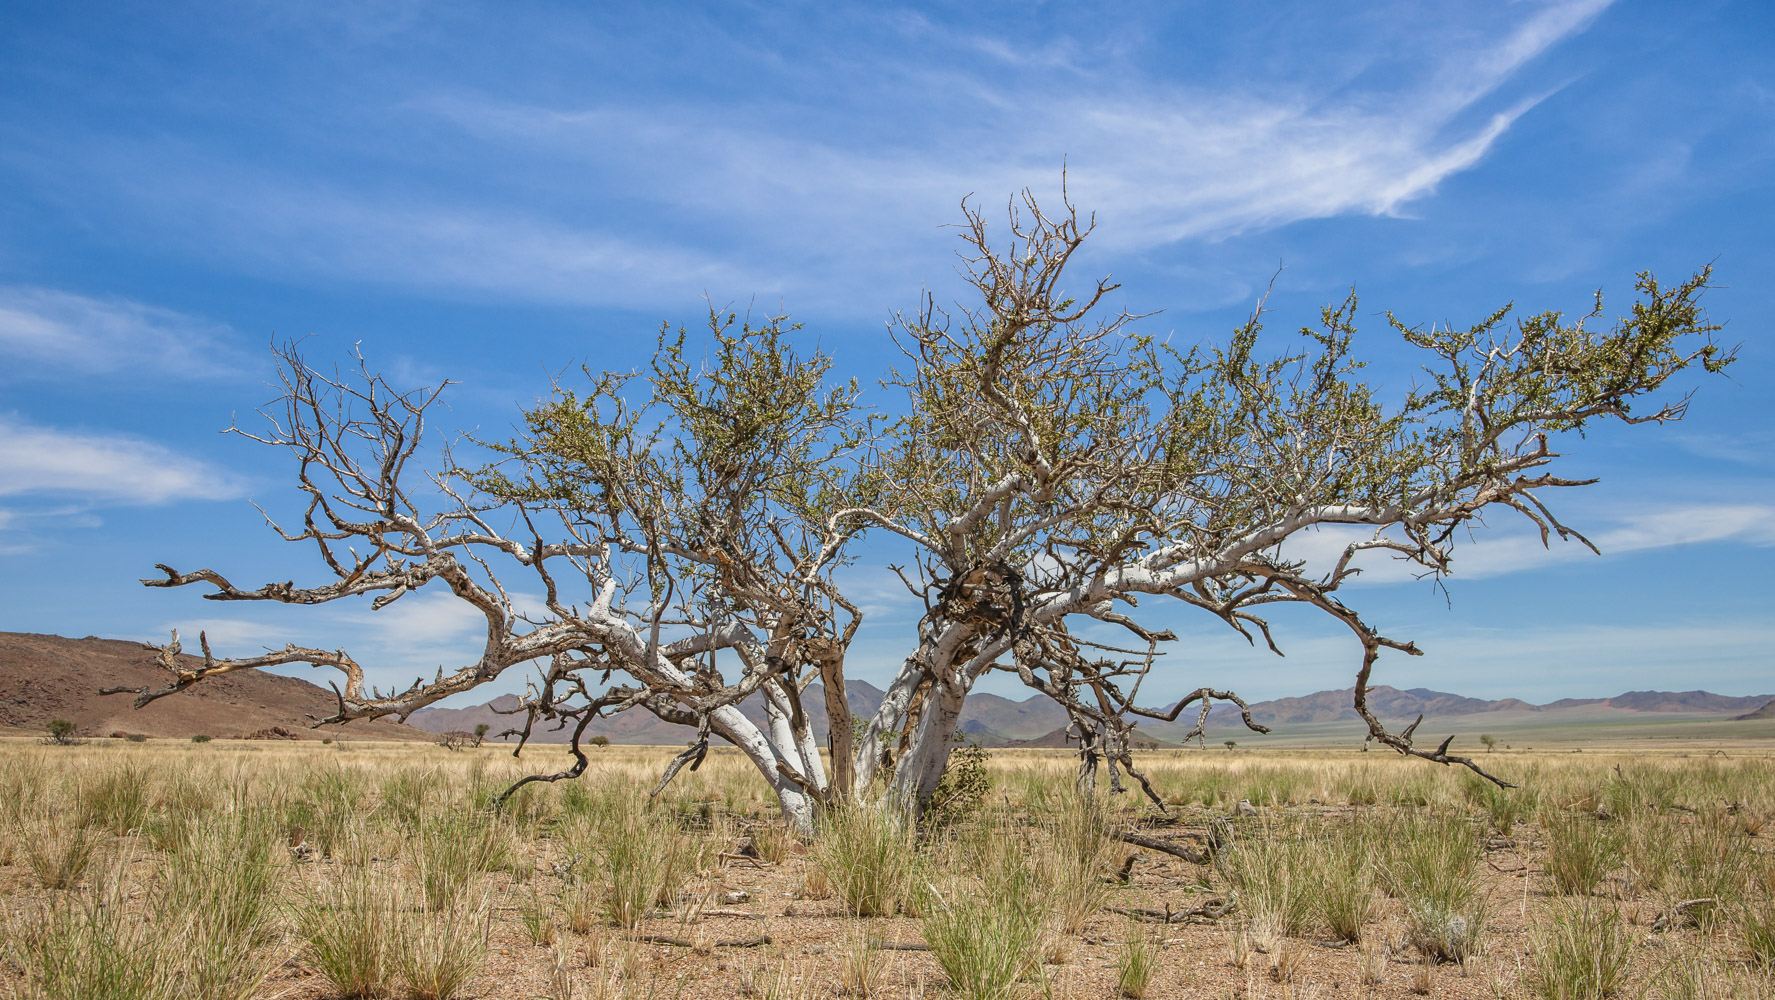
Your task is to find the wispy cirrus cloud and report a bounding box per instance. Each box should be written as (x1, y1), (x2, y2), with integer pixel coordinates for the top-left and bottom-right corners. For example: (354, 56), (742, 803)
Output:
(1281, 502), (1775, 585)
(5, 2), (1613, 314)
(421, 0), (1614, 265)
(0, 414), (247, 504)
(0, 287), (248, 379)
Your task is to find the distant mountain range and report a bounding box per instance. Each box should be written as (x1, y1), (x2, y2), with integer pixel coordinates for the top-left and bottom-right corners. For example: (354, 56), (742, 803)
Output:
(409, 676), (1775, 748)
(4, 630), (1764, 748)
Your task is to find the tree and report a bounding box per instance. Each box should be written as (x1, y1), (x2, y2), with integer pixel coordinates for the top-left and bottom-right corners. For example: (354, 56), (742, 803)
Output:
(473, 723), (490, 748)
(437, 731), (474, 752)
(44, 718), (79, 745)
(110, 189), (1730, 830)
(1480, 734), (1498, 753)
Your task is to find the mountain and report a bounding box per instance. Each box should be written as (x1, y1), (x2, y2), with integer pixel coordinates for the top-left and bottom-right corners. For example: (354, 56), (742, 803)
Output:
(1544, 690), (1775, 714)
(1735, 699), (1775, 722)
(0, 632), (430, 741)
(411, 676), (1773, 747)
(1198, 685), (1539, 727)
(412, 679), (1070, 747)
(1195, 685), (1772, 729)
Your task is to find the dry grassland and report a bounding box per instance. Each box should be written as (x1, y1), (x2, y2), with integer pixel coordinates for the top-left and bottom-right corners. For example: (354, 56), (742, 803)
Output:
(1, 738), (1771, 999)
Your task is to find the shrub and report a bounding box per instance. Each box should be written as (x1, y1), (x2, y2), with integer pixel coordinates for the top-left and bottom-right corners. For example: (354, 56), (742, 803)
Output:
(1528, 899), (1631, 1000)
(923, 737), (990, 829)
(191, 734), (213, 743)
(43, 718), (80, 745)
(587, 735), (610, 748)
(436, 731), (474, 752)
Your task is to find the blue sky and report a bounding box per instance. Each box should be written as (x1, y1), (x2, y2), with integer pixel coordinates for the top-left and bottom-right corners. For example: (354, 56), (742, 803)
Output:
(1, 1), (1771, 708)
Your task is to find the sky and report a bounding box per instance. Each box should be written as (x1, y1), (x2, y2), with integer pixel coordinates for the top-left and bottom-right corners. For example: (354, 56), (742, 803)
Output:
(1, 1), (1771, 710)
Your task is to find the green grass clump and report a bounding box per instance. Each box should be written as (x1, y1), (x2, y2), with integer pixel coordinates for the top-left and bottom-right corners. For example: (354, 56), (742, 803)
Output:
(1228, 822), (1317, 939)
(414, 813), (504, 911)
(17, 820), (98, 890)
(78, 765), (151, 835)
(396, 896), (491, 1000)
(815, 805), (920, 918)
(6, 874), (179, 1000)
(1116, 927), (1160, 998)
(297, 867), (397, 999)
(1375, 812), (1486, 963)
(1318, 824), (1377, 943)
(1040, 795), (1111, 934)
(922, 850), (1049, 1000)
(1528, 899), (1631, 1000)
(1544, 812), (1623, 896)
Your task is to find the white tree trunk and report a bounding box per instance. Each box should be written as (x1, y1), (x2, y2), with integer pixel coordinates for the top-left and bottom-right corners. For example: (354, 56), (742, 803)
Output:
(707, 702), (818, 834)
(889, 675), (967, 809)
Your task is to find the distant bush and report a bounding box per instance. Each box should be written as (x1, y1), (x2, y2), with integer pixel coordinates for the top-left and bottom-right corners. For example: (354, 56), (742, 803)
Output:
(43, 718), (81, 745)
(587, 735), (610, 748)
(125, 733), (149, 743)
(191, 734), (213, 743)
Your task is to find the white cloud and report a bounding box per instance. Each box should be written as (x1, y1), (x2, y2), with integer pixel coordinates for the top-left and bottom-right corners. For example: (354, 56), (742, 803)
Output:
(156, 586), (558, 698)
(0, 414), (247, 504)
(0, 287), (247, 378)
(1278, 502), (1775, 585)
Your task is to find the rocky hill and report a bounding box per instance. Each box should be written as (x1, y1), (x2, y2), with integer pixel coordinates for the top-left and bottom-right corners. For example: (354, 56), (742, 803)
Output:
(0, 632), (431, 741)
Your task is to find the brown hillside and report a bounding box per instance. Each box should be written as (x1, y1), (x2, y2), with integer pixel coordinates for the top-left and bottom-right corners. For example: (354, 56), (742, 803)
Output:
(1735, 698), (1775, 721)
(0, 632), (431, 741)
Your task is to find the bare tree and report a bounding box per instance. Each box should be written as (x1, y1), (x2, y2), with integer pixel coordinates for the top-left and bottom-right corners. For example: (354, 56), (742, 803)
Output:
(112, 188), (1730, 828)
(840, 189), (1728, 809)
(116, 314), (872, 831)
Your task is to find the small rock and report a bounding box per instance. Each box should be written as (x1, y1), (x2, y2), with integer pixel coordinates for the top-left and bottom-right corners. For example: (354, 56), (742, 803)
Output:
(1237, 799), (1260, 817)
